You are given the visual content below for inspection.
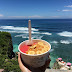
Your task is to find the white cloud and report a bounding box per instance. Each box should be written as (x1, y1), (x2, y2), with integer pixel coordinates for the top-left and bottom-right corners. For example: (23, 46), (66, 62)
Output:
(57, 9), (72, 12)
(8, 15), (43, 19)
(0, 14), (3, 17)
(50, 16), (60, 18)
(8, 16), (25, 18)
(62, 9), (72, 11)
(28, 15), (43, 18)
(64, 5), (72, 7)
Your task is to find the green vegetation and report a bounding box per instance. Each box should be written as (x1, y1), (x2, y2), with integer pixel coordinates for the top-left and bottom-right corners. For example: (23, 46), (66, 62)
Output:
(0, 31), (21, 72)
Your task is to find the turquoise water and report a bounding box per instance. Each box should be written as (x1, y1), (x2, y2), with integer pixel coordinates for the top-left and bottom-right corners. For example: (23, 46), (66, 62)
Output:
(13, 44), (18, 52)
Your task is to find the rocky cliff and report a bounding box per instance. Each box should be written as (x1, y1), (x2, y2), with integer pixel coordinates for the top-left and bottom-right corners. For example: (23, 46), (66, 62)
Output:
(0, 31), (15, 58)
(0, 31), (20, 72)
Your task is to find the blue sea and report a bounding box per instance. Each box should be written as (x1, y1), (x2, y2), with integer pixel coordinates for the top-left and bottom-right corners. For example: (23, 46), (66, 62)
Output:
(0, 19), (72, 67)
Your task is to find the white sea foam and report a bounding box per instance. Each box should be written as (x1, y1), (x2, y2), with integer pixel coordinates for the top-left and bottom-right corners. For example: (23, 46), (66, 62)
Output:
(32, 32), (52, 35)
(0, 26), (52, 36)
(40, 32), (52, 35)
(49, 49), (54, 52)
(15, 34), (43, 39)
(60, 40), (72, 44)
(15, 34), (24, 37)
(57, 31), (72, 37)
(15, 34), (29, 38)
(31, 35), (43, 39)
(50, 41), (58, 44)
(0, 26), (38, 31)
(10, 30), (52, 36)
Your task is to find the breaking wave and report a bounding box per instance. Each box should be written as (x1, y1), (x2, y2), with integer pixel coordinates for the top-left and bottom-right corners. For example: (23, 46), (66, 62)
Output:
(60, 40), (72, 44)
(50, 41), (58, 44)
(57, 31), (72, 37)
(0, 26), (52, 35)
(49, 49), (54, 52)
(15, 34), (44, 39)
(0, 26), (38, 31)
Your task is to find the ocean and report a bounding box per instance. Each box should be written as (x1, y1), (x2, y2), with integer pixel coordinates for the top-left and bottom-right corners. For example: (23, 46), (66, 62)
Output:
(0, 19), (72, 67)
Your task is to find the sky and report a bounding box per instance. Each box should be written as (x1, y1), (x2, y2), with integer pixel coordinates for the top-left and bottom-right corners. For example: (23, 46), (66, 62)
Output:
(0, 0), (72, 19)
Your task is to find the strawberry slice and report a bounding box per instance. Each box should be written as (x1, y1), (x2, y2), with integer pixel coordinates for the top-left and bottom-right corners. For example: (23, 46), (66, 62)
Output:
(20, 45), (29, 53)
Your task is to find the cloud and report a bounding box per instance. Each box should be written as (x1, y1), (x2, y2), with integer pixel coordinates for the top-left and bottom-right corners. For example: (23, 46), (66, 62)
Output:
(8, 15), (43, 19)
(62, 9), (72, 11)
(28, 15), (43, 18)
(0, 14), (3, 17)
(57, 9), (72, 12)
(64, 5), (72, 7)
(50, 16), (60, 18)
(8, 16), (25, 18)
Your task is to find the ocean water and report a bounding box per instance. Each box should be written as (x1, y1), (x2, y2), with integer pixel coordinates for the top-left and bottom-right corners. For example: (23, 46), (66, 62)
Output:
(0, 19), (72, 67)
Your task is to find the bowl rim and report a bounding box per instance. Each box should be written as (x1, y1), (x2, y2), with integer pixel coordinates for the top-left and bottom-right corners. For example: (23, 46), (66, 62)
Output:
(18, 39), (51, 56)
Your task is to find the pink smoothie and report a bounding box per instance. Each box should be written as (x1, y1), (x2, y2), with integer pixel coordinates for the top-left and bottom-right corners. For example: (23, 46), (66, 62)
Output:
(19, 43), (37, 53)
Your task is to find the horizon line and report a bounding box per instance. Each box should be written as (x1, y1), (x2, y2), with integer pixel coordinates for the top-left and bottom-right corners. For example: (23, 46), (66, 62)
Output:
(0, 18), (72, 20)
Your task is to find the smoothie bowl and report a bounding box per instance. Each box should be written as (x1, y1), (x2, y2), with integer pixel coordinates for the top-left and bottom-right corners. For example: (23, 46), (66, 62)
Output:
(18, 39), (51, 68)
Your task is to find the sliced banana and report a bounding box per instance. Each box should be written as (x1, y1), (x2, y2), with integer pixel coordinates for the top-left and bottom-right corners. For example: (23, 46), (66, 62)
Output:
(44, 46), (49, 51)
(27, 42), (50, 55)
(28, 51), (35, 55)
(36, 51), (42, 54)
(45, 45), (50, 48)
(44, 45), (48, 48)
(38, 42), (44, 46)
(41, 49), (47, 53)
(30, 45), (37, 49)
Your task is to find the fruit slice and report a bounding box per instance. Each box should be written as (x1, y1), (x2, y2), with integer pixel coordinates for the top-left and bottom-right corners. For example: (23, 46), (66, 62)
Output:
(30, 45), (37, 49)
(20, 45), (29, 53)
(36, 51), (42, 54)
(41, 48), (47, 53)
(28, 51), (35, 55)
(38, 42), (44, 45)
(44, 46), (49, 51)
